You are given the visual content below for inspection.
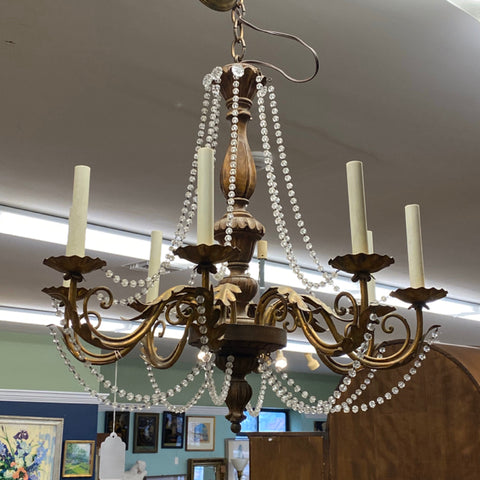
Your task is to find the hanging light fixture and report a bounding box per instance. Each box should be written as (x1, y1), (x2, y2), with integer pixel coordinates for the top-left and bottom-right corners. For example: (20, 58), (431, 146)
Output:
(43, 0), (447, 433)
(275, 351), (288, 371)
(305, 353), (320, 372)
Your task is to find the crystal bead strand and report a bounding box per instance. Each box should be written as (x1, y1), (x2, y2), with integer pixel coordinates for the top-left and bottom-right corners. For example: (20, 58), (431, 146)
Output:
(96, 66), (224, 304)
(48, 326), (147, 411)
(346, 328), (439, 414)
(264, 319), (378, 414)
(246, 358), (270, 417)
(213, 64), (243, 279)
(255, 77), (338, 294)
(266, 366), (331, 415)
(205, 355), (235, 406)
(143, 357), (208, 414)
(222, 64), (244, 247)
(49, 324), (208, 413)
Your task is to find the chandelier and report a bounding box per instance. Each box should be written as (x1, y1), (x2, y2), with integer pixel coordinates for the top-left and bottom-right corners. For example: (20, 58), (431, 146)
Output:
(43, 0), (447, 433)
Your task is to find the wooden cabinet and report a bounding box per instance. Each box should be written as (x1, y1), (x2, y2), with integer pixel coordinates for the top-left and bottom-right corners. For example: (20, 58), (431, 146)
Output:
(248, 432), (327, 480)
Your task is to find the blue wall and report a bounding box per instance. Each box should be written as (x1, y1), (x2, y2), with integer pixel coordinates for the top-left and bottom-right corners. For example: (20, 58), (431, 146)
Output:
(0, 401), (98, 480)
(98, 410), (237, 476)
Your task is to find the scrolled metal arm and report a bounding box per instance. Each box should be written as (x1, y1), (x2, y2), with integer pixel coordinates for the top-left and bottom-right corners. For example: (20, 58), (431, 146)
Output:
(255, 285), (432, 374)
(46, 277), (213, 368)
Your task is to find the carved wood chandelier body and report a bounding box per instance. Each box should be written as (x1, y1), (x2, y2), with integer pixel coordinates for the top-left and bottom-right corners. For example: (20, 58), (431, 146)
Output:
(43, 1), (447, 433)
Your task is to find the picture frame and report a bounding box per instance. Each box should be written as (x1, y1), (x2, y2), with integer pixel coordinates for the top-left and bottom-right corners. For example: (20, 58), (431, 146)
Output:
(225, 438), (249, 480)
(104, 411), (130, 449)
(133, 412), (160, 453)
(313, 420), (327, 433)
(62, 440), (95, 477)
(0, 415), (64, 480)
(145, 476), (187, 480)
(185, 416), (215, 451)
(161, 411), (185, 449)
(187, 458), (226, 480)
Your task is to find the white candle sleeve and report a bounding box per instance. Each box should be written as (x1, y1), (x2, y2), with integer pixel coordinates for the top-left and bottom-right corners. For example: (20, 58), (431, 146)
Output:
(367, 230), (376, 303)
(197, 147), (215, 245)
(146, 230), (163, 303)
(66, 165), (90, 257)
(405, 204), (425, 288)
(346, 161), (368, 254)
(257, 240), (268, 259)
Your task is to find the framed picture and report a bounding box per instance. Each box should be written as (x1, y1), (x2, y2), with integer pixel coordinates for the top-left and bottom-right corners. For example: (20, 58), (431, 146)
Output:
(225, 438), (249, 480)
(133, 413), (159, 453)
(62, 440), (95, 477)
(186, 416), (215, 451)
(161, 412), (185, 448)
(104, 411), (130, 449)
(0, 415), (64, 480)
(314, 420), (327, 432)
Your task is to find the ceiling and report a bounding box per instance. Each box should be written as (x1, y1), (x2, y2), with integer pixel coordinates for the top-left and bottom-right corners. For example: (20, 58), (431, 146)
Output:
(1, 0), (480, 373)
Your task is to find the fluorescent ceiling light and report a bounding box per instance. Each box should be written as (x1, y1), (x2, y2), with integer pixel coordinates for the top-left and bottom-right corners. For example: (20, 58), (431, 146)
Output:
(284, 340), (316, 354)
(446, 0), (480, 21)
(0, 306), (185, 338)
(1, 204), (480, 323)
(0, 205), (189, 268)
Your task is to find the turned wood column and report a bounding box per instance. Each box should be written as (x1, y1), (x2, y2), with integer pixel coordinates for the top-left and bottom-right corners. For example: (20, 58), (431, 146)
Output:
(214, 63), (266, 321)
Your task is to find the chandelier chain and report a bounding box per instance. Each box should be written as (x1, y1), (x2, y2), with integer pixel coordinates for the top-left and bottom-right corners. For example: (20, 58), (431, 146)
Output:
(231, 0), (246, 62)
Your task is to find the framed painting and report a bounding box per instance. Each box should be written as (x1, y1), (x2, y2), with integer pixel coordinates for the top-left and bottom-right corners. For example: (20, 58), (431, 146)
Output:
(185, 416), (215, 451)
(161, 412), (185, 449)
(0, 415), (64, 480)
(133, 413), (159, 453)
(313, 420), (327, 433)
(62, 440), (95, 477)
(225, 438), (249, 480)
(104, 411), (130, 449)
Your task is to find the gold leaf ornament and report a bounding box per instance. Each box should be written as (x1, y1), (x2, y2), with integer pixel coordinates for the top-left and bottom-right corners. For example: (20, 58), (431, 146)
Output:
(214, 283), (242, 306)
(277, 286), (309, 311)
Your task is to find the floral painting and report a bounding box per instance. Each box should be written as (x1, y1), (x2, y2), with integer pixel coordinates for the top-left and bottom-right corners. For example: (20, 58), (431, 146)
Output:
(0, 416), (63, 480)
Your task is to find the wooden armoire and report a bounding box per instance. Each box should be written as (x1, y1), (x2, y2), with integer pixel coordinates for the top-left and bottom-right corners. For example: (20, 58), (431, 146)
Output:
(248, 344), (480, 480)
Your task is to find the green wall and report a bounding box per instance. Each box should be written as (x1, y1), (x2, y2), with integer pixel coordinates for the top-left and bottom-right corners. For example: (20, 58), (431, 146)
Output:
(99, 355), (340, 409)
(0, 328), (99, 391)
(1, 328), (340, 476)
(96, 355), (339, 476)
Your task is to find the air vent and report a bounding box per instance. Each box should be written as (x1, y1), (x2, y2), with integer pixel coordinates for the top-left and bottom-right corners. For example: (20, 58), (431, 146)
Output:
(123, 261), (184, 272)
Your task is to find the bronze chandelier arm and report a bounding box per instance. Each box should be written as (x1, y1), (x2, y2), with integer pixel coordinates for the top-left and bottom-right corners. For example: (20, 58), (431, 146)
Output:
(255, 287), (289, 327)
(314, 350), (355, 376)
(333, 291), (359, 321)
(49, 281), (211, 366)
(60, 327), (137, 365)
(256, 287), (350, 353)
(140, 318), (194, 369)
(353, 309), (425, 369)
(141, 287), (216, 369)
(297, 311), (351, 357)
(68, 285), (203, 349)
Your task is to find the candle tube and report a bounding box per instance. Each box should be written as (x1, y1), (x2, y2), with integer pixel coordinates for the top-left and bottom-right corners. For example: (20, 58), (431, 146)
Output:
(346, 161), (368, 254)
(197, 147), (215, 245)
(257, 240), (268, 259)
(146, 230), (163, 303)
(66, 165), (90, 257)
(405, 204), (425, 288)
(367, 230), (376, 303)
